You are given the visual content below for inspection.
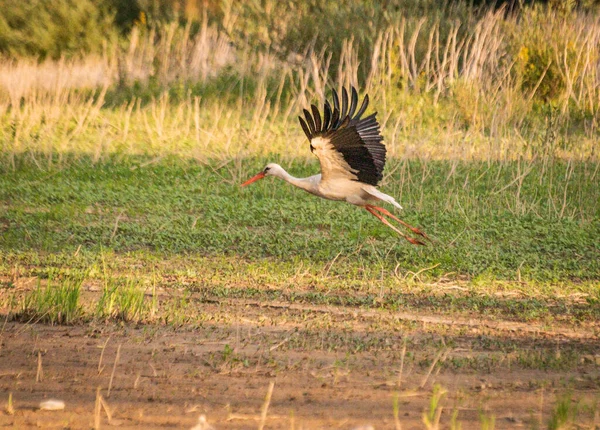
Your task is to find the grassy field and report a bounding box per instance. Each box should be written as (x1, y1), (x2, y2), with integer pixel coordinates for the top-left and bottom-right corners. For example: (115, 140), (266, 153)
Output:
(1, 154), (598, 427)
(1, 153), (599, 332)
(1, 1), (600, 428)
(2, 154), (599, 286)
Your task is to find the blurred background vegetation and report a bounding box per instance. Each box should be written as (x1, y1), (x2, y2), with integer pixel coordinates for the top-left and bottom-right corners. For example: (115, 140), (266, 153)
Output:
(1, 0), (600, 161)
(2, 1), (599, 60)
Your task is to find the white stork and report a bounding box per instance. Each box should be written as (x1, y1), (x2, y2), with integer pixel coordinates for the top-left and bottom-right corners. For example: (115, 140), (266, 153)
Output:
(241, 86), (428, 245)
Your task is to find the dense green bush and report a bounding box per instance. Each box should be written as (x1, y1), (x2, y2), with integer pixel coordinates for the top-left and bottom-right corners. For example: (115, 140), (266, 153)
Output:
(0, 0), (117, 59)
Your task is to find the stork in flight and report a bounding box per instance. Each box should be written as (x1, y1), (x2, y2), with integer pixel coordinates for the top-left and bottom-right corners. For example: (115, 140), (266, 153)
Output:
(241, 86), (428, 245)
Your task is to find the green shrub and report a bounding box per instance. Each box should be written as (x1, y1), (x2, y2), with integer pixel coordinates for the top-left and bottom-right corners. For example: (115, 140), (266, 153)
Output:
(508, 4), (600, 109)
(0, 0), (117, 59)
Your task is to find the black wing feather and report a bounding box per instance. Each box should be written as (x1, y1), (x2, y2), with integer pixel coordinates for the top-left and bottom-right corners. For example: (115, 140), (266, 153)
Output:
(323, 102), (332, 131)
(348, 87), (358, 118)
(298, 116), (311, 140)
(332, 89), (341, 127)
(297, 86), (386, 186)
(311, 105), (322, 132)
(332, 89), (340, 113)
(303, 109), (316, 135)
(354, 94), (369, 119)
(330, 107), (340, 129)
(340, 87), (349, 122)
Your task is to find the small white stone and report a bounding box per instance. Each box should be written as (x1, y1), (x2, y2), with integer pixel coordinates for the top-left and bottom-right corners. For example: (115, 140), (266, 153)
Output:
(190, 415), (216, 430)
(39, 399), (65, 411)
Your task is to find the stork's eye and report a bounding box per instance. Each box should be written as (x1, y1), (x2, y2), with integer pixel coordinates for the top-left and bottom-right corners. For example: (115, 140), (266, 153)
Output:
(310, 144), (315, 153)
(264, 167), (271, 173)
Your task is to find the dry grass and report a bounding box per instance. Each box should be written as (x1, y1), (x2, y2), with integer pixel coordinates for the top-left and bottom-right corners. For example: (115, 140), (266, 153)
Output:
(1, 7), (599, 166)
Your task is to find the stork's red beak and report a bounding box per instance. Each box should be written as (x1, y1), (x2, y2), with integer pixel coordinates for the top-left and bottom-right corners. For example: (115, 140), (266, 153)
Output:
(241, 172), (266, 187)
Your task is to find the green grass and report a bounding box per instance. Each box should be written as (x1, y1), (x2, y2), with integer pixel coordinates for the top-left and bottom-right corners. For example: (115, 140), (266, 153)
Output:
(547, 392), (578, 430)
(96, 278), (146, 322)
(17, 274), (83, 324)
(423, 384), (447, 429)
(1, 155), (598, 280)
(1, 154), (598, 325)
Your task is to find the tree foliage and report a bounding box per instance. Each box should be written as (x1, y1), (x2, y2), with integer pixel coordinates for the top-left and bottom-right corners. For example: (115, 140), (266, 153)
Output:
(0, 0), (116, 59)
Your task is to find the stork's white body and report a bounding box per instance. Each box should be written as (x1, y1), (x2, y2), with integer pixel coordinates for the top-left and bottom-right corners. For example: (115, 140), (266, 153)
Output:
(266, 164), (402, 209)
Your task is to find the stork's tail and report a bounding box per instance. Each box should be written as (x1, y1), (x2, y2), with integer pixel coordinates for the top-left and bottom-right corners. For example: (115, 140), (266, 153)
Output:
(362, 186), (403, 210)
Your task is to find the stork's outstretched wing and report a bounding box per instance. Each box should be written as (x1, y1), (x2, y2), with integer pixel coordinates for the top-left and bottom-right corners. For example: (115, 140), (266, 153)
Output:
(298, 87), (386, 186)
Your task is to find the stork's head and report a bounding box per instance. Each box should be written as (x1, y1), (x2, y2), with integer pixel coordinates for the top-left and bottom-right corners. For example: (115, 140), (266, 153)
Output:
(240, 163), (282, 186)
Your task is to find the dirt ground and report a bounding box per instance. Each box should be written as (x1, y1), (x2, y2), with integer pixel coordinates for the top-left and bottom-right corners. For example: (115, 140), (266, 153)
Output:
(0, 297), (599, 429)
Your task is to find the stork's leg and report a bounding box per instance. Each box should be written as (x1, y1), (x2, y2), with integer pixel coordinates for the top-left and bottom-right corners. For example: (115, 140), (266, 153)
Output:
(369, 206), (430, 240)
(365, 206), (425, 245)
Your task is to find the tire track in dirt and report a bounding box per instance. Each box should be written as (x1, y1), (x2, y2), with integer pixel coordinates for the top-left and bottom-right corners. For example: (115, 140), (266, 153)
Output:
(206, 298), (599, 341)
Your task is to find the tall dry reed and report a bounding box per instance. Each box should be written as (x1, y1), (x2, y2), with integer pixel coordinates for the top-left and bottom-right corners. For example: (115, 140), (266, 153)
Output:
(1, 5), (599, 167)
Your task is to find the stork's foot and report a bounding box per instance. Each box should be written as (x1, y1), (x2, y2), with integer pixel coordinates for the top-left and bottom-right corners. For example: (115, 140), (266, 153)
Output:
(406, 236), (426, 246)
(365, 205), (428, 245)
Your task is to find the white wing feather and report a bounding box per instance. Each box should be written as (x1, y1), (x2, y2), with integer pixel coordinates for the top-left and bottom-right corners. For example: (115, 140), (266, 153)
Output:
(311, 136), (358, 182)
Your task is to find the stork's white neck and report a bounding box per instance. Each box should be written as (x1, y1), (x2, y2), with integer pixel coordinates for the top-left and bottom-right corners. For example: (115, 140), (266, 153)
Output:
(268, 164), (320, 195)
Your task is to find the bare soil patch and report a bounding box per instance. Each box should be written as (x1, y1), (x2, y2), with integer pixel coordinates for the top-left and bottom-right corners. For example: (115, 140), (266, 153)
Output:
(0, 297), (598, 429)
